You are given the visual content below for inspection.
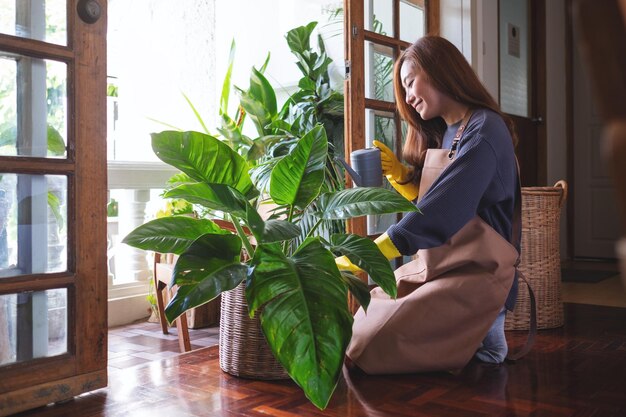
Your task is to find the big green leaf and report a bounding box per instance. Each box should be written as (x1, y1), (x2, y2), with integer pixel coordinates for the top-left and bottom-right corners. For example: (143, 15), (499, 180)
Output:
(246, 239), (352, 409)
(122, 216), (226, 254)
(331, 234), (397, 299)
(315, 187), (420, 220)
(164, 183), (265, 240)
(261, 219), (301, 243)
(164, 234), (246, 323)
(171, 233), (243, 286)
(270, 125), (327, 209)
(151, 130), (253, 196)
(164, 183), (248, 218)
(164, 262), (247, 324)
(166, 274), (247, 325)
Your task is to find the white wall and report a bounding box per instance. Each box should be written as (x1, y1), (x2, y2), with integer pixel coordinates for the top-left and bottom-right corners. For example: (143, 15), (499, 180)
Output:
(107, 0), (217, 162)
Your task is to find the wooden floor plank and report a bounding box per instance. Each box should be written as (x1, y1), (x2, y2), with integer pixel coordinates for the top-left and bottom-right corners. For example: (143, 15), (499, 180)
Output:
(10, 303), (626, 417)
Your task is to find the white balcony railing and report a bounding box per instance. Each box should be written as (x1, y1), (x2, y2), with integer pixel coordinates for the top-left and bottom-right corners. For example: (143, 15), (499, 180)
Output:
(106, 161), (178, 326)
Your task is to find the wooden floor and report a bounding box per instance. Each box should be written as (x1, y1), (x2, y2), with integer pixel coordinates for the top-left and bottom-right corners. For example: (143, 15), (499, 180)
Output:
(107, 320), (219, 372)
(12, 302), (626, 417)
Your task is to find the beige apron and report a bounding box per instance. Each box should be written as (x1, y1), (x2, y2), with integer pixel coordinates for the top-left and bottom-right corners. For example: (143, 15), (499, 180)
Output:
(347, 115), (522, 375)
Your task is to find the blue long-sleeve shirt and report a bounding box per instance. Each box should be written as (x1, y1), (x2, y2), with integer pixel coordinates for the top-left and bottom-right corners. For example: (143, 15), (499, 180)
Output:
(387, 108), (520, 309)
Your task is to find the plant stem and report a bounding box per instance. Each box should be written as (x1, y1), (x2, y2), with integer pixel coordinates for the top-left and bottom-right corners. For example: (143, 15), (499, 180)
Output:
(230, 214), (254, 259)
(304, 218), (323, 241)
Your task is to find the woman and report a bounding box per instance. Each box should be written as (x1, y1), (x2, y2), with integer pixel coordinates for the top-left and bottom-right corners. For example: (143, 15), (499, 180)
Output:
(338, 35), (522, 374)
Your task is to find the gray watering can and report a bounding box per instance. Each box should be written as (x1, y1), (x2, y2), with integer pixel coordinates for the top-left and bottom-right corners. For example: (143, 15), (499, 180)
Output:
(336, 147), (383, 187)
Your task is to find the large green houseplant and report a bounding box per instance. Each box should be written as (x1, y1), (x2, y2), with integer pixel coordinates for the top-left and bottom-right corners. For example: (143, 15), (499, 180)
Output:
(123, 124), (418, 409)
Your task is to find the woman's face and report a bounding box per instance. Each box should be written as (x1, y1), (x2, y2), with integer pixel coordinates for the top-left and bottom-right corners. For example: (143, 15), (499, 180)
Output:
(400, 60), (443, 121)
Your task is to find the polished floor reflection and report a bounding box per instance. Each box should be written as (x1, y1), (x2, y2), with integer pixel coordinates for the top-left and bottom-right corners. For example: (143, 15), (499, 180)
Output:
(13, 302), (626, 417)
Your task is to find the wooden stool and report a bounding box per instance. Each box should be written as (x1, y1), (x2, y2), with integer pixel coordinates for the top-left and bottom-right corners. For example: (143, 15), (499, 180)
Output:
(153, 253), (191, 352)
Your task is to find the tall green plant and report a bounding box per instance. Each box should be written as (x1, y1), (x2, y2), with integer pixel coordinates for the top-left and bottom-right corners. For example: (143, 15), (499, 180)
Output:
(123, 126), (419, 409)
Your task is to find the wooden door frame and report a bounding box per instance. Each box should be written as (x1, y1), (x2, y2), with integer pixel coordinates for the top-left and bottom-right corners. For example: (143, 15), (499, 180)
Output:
(0, 0), (108, 414)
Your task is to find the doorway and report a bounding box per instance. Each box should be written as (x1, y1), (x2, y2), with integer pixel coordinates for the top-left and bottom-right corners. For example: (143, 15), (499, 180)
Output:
(569, 7), (620, 259)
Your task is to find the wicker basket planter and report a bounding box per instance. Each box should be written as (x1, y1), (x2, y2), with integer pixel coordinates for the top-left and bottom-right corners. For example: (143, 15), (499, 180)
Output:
(219, 282), (289, 380)
(505, 180), (568, 330)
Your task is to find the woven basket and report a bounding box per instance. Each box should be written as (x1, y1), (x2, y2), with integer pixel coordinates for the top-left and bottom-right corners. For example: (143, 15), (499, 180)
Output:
(219, 282), (289, 380)
(505, 180), (568, 331)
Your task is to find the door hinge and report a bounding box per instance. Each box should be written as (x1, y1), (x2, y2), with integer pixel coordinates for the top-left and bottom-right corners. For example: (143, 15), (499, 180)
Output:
(352, 24), (358, 38)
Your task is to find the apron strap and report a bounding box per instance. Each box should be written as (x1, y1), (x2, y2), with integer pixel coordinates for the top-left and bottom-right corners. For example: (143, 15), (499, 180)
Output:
(447, 110), (474, 159)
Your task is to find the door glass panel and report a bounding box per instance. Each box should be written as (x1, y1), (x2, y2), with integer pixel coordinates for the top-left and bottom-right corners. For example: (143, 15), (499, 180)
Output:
(0, 288), (68, 366)
(0, 174), (67, 278)
(0, 0), (67, 46)
(0, 54), (68, 158)
(399, 0), (425, 42)
(499, 0), (530, 117)
(365, 109), (397, 235)
(365, 0), (394, 36)
(365, 41), (394, 102)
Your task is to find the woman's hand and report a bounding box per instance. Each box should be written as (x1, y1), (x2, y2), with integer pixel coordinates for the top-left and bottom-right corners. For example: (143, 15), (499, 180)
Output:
(373, 140), (419, 201)
(373, 140), (411, 183)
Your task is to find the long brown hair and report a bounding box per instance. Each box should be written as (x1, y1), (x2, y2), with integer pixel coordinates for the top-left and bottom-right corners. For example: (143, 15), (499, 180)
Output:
(394, 36), (516, 179)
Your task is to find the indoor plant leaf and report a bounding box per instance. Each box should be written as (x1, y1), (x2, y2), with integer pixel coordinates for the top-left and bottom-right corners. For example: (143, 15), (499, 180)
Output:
(261, 219), (301, 243)
(122, 216), (226, 254)
(183, 92), (211, 135)
(246, 239), (352, 409)
(286, 21), (318, 55)
(47, 125), (66, 156)
(164, 182), (249, 218)
(315, 187), (420, 220)
(164, 182), (265, 240)
(237, 67), (277, 136)
(220, 39), (236, 116)
(249, 67), (277, 117)
(270, 125), (327, 209)
(165, 264), (247, 323)
(171, 233), (243, 286)
(151, 130), (254, 196)
(330, 233), (397, 298)
(339, 271), (371, 312)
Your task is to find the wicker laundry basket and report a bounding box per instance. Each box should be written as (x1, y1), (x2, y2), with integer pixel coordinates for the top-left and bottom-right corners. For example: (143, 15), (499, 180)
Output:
(505, 180), (568, 330)
(219, 282), (289, 380)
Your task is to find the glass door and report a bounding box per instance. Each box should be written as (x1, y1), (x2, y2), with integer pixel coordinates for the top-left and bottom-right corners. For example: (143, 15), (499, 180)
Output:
(0, 1), (107, 415)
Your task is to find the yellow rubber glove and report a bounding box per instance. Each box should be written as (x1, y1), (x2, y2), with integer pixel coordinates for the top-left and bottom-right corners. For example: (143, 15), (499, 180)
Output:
(335, 233), (401, 272)
(372, 140), (420, 201)
(374, 232), (401, 260)
(335, 255), (362, 273)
